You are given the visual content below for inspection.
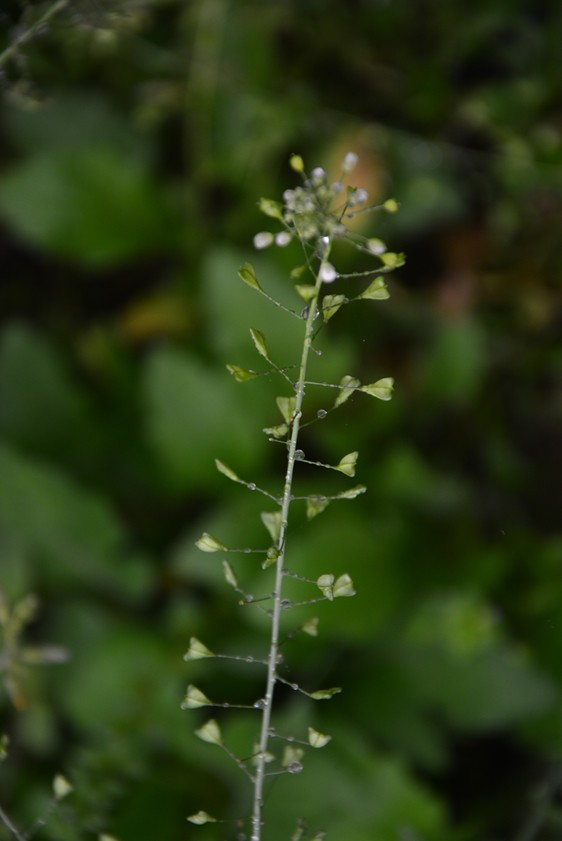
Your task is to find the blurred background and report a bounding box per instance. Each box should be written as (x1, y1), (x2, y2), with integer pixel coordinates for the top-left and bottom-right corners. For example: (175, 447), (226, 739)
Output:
(0, 1), (561, 840)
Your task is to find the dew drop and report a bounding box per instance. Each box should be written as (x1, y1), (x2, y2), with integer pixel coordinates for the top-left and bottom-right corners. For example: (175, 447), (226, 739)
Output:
(313, 347), (323, 355)
(280, 599), (292, 610)
(246, 656), (255, 662)
(248, 482), (256, 490)
(253, 698), (266, 709)
(317, 409), (327, 419)
(294, 450), (305, 460)
(244, 547), (252, 553)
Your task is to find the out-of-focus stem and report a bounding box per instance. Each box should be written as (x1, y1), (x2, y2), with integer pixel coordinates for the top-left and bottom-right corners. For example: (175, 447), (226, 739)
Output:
(0, 0), (69, 69)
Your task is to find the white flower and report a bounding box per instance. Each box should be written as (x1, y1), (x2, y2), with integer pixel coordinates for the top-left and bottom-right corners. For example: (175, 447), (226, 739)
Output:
(348, 188), (368, 206)
(320, 262), (337, 283)
(342, 152), (358, 173)
(311, 167), (326, 184)
(275, 231), (292, 247)
(367, 238), (387, 255)
(283, 189), (296, 209)
(253, 231), (274, 249)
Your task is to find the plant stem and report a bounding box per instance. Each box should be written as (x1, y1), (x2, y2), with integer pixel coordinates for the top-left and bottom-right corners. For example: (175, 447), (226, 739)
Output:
(0, 0), (69, 69)
(251, 242), (332, 841)
(0, 803), (25, 841)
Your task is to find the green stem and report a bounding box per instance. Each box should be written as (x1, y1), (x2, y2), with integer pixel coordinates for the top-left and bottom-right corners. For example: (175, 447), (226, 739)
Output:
(0, 0), (69, 69)
(0, 803), (25, 841)
(250, 241), (332, 841)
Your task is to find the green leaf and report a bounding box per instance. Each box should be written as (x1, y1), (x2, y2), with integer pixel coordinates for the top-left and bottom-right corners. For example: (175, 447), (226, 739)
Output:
(214, 459), (241, 483)
(359, 278), (390, 300)
(238, 262), (262, 292)
(333, 573), (356, 598)
(226, 364), (258, 382)
(195, 718), (222, 746)
(183, 637), (214, 661)
(306, 497), (330, 520)
(301, 617), (319, 636)
(360, 378), (394, 401)
(290, 265), (307, 281)
(263, 423), (289, 439)
(309, 687), (342, 700)
(335, 375), (361, 407)
(295, 284), (316, 301)
(0, 148), (173, 265)
(282, 745), (304, 767)
(53, 774), (73, 800)
(250, 328), (270, 360)
(0, 443), (150, 598)
(181, 685), (212, 709)
(316, 574), (335, 601)
(322, 294), (346, 321)
(261, 511), (282, 543)
(145, 349), (262, 492)
(187, 812), (217, 825)
(335, 451), (359, 477)
(380, 252), (405, 269)
(276, 396), (296, 423)
(222, 560), (238, 588)
(195, 532), (227, 552)
(335, 484), (367, 500)
(262, 546), (280, 570)
(307, 726), (331, 748)
(258, 197), (284, 221)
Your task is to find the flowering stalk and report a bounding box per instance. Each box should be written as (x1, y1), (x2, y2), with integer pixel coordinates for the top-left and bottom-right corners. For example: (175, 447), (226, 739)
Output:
(187, 151), (402, 839)
(251, 238), (332, 841)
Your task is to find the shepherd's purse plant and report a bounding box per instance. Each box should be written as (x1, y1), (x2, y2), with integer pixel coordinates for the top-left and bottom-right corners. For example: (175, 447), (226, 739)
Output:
(183, 152), (403, 840)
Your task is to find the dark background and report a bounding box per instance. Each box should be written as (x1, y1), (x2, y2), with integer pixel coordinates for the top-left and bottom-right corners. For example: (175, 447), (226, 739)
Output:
(0, 1), (561, 840)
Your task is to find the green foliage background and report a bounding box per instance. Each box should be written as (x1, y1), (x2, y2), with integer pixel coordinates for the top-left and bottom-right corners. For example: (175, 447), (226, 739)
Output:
(0, 1), (561, 839)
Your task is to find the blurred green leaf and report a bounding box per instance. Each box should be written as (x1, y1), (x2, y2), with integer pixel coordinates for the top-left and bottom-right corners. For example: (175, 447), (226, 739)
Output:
(0, 149), (173, 264)
(144, 347), (265, 492)
(0, 444), (151, 598)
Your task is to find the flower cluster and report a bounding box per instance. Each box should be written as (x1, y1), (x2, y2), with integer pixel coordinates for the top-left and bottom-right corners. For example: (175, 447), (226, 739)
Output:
(253, 152), (402, 285)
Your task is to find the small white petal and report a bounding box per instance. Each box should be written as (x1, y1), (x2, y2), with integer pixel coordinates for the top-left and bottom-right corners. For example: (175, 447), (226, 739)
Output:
(367, 238), (387, 255)
(275, 231), (292, 247)
(253, 232), (274, 249)
(349, 188), (368, 206)
(342, 152), (358, 172)
(311, 167), (326, 183)
(320, 262), (337, 283)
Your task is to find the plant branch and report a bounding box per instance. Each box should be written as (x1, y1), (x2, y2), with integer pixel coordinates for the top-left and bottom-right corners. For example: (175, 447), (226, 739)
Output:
(0, 0), (69, 69)
(0, 803), (26, 841)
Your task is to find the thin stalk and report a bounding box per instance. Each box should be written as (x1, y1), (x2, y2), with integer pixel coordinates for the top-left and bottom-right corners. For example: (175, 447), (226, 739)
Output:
(0, 0), (69, 69)
(250, 242), (332, 841)
(0, 803), (25, 841)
